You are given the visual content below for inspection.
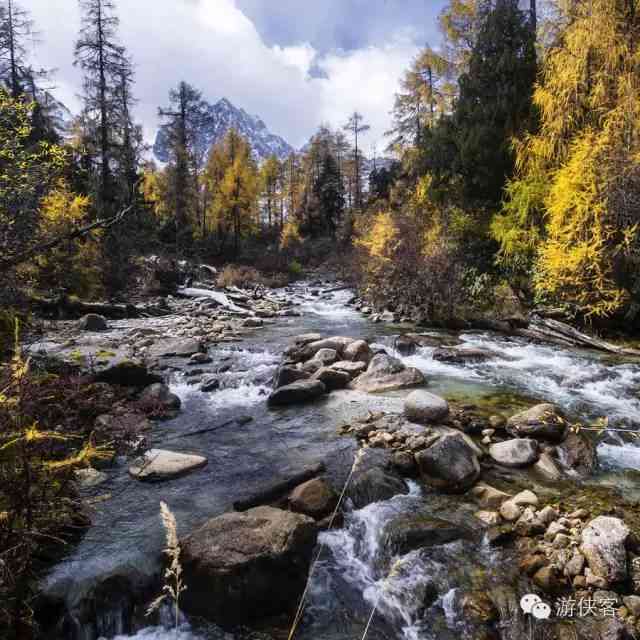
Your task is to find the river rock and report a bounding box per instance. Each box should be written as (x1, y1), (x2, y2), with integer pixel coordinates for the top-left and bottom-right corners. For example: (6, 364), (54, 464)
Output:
(489, 438), (539, 467)
(94, 359), (161, 387)
(415, 433), (480, 493)
(78, 313), (108, 331)
(289, 478), (337, 519)
(273, 365), (310, 388)
(343, 339), (372, 364)
(475, 510), (502, 526)
(534, 452), (563, 481)
(556, 431), (598, 476)
(506, 403), (567, 441)
(267, 380), (326, 406)
(393, 450), (418, 477)
(432, 346), (494, 364)
(139, 383), (181, 411)
(312, 348), (339, 366)
(74, 467), (108, 489)
(181, 506), (317, 625)
(471, 483), (512, 510)
(312, 367), (351, 390)
(299, 336), (354, 360)
(242, 317), (263, 328)
(148, 338), (203, 359)
(350, 354), (425, 393)
(580, 516), (630, 582)
(394, 335), (419, 356)
(404, 390), (449, 424)
(330, 360), (367, 378)
(129, 449), (207, 481)
(200, 376), (220, 393)
(346, 449), (409, 508)
(533, 565), (565, 593)
(383, 513), (471, 556)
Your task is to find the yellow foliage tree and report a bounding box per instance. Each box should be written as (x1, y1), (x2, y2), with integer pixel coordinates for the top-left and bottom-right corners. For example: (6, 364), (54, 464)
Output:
(495, 0), (640, 318)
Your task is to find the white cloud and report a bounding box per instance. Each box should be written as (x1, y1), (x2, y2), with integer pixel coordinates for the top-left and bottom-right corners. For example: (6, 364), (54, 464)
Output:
(28, 0), (419, 150)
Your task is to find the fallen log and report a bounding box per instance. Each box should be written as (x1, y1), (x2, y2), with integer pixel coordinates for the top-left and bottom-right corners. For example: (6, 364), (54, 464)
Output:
(233, 462), (326, 511)
(521, 316), (640, 357)
(30, 294), (171, 320)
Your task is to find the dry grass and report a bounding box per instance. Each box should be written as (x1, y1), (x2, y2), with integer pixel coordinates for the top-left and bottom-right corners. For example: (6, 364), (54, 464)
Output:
(216, 265), (290, 289)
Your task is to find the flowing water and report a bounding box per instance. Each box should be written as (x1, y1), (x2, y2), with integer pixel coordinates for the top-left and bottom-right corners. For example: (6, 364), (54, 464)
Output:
(42, 283), (640, 640)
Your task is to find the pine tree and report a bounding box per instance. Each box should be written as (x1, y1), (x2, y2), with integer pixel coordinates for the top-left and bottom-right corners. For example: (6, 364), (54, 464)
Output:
(74, 0), (128, 218)
(0, 0), (35, 98)
(259, 155), (281, 228)
(158, 81), (207, 245)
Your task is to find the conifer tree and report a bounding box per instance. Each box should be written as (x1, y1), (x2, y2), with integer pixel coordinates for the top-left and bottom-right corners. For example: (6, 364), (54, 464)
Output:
(343, 112), (370, 211)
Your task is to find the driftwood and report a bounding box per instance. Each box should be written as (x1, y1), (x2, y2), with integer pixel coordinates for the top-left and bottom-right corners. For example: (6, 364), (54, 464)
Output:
(517, 316), (640, 357)
(30, 294), (170, 320)
(233, 462), (326, 511)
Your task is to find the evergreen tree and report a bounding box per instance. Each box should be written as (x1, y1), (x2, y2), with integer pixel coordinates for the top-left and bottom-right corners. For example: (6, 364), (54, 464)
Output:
(315, 152), (344, 234)
(158, 81), (207, 245)
(74, 0), (128, 218)
(259, 155), (281, 228)
(451, 0), (537, 204)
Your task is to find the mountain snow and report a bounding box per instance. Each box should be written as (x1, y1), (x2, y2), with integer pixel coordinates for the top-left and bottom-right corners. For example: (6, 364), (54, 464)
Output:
(153, 97), (294, 164)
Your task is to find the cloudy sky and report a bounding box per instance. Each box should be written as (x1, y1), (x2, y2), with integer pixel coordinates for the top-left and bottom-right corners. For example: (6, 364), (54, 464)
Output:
(29, 0), (447, 150)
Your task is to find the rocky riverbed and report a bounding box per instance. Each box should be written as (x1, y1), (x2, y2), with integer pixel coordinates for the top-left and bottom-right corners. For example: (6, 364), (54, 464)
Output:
(29, 280), (640, 640)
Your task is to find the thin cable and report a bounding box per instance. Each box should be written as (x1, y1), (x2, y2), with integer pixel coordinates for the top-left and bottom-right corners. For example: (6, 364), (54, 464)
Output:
(286, 448), (364, 640)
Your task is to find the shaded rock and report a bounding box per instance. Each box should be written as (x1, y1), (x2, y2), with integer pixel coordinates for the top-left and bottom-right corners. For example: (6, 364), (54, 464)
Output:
(181, 506), (317, 625)
(129, 449), (207, 481)
(533, 565), (565, 593)
(347, 468), (409, 509)
(404, 390), (449, 424)
(383, 513), (471, 556)
(519, 554), (547, 576)
(273, 365), (310, 389)
(200, 377), (220, 393)
(415, 433), (480, 493)
(557, 431), (598, 476)
(189, 352), (212, 365)
(139, 383), (181, 410)
(312, 367), (350, 391)
(267, 380), (326, 406)
(78, 314), (108, 331)
(489, 438), (539, 468)
(499, 501), (523, 522)
(393, 451), (418, 477)
(515, 507), (547, 537)
(581, 516), (630, 582)
(148, 338), (203, 359)
(394, 335), (419, 356)
(242, 317), (263, 328)
(506, 403), (567, 441)
(486, 524), (515, 547)
(461, 591), (498, 624)
(94, 359), (161, 388)
(289, 478), (337, 519)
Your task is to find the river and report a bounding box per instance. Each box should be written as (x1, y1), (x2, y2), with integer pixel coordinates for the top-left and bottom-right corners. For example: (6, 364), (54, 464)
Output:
(42, 282), (640, 640)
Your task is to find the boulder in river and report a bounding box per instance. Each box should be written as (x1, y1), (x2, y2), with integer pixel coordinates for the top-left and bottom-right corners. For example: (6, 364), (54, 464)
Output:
(94, 359), (161, 388)
(181, 506), (317, 626)
(312, 367), (351, 391)
(383, 513), (472, 556)
(346, 448), (409, 509)
(404, 390), (450, 424)
(343, 339), (372, 364)
(312, 348), (339, 366)
(267, 379), (326, 406)
(128, 449), (207, 481)
(349, 353), (425, 393)
(139, 383), (181, 411)
(298, 336), (355, 361)
(580, 516), (630, 583)
(489, 438), (539, 467)
(147, 338), (203, 359)
(556, 431), (598, 476)
(273, 365), (310, 389)
(77, 313), (108, 331)
(415, 433), (480, 493)
(506, 403), (567, 441)
(330, 360), (367, 378)
(289, 477), (338, 519)
(432, 346), (495, 364)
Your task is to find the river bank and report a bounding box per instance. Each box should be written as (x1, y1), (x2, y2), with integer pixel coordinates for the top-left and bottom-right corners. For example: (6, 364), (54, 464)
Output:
(26, 278), (640, 640)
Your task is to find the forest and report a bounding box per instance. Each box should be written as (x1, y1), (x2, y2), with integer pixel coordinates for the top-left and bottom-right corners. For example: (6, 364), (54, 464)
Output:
(1, 0), (640, 639)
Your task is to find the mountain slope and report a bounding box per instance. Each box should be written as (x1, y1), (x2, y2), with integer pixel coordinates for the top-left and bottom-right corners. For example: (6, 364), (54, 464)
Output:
(153, 97), (293, 164)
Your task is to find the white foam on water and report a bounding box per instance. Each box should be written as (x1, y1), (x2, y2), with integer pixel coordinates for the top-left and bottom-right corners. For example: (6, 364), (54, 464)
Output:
(179, 287), (249, 314)
(108, 626), (205, 640)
